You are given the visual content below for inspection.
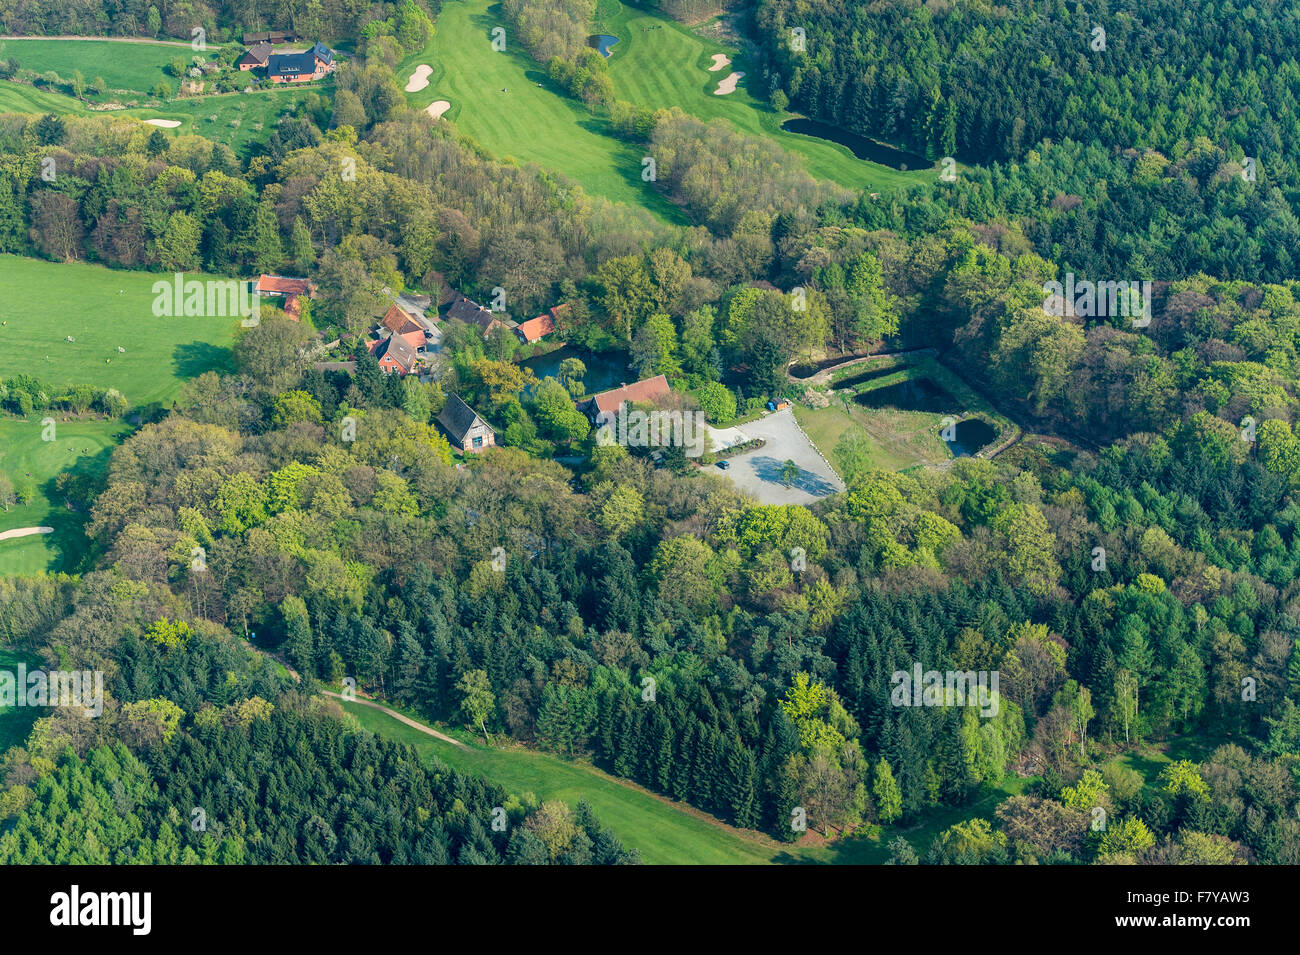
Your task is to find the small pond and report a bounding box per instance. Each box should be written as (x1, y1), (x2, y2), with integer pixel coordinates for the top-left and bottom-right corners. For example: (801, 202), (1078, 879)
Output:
(948, 419), (998, 457)
(520, 346), (631, 397)
(589, 34), (619, 58)
(781, 118), (932, 171)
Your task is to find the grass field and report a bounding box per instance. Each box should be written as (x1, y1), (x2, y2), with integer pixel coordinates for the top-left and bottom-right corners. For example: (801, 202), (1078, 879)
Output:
(0, 38), (210, 101)
(0, 79), (85, 114)
(340, 696), (1032, 864)
(121, 86), (327, 153)
(0, 255), (239, 408)
(595, 2), (935, 193)
(402, 1), (683, 220)
(0, 417), (126, 576)
(0, 647), (45, 751)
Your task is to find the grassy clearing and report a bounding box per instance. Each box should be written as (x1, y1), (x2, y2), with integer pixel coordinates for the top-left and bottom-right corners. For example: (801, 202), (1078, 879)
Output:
(404, 0), (683, 220)
(341, 699), (785, 863)
(121, 86), (325, 153)
(0, 39), (210, 100)
(339, 694), (1034, 864)
(0, 417), (127, 576)
(596, 1), (934, 193)
(797, 356), (1018, 473)
(0, 647), (44, 750)
(0, 79), (85, 114)
(0, 254), (239, 408)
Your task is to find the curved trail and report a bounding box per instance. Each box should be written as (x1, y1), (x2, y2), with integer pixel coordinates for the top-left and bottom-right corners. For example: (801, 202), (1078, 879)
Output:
(322, 690), (466, 748)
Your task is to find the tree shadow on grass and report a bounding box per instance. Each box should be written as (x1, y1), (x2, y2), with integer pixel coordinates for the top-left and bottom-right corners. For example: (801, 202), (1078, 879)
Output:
(172, 340), (235, 382)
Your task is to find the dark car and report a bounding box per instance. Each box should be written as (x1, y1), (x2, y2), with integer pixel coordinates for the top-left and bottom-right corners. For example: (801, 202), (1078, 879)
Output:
(716, 459), (730, 469)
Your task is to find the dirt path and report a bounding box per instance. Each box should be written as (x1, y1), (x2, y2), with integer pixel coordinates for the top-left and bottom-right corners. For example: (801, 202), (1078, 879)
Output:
(0, 526), (53, 542)
(323, 690), (466, 748)
(0, 35), (193, 46)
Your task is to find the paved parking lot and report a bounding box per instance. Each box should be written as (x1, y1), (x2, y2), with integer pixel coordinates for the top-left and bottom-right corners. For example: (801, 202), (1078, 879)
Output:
(714, 408), (845, 505)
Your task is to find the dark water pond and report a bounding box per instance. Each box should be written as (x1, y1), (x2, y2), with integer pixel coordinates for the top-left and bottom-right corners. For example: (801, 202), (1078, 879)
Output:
(949, 419), (997, 457)
(853, 378), (996, 456)
(520, 346), (630, 397)
(781, 118), (932, 171)
(589, 35), (619, 57)
(854, 377), (953, 413)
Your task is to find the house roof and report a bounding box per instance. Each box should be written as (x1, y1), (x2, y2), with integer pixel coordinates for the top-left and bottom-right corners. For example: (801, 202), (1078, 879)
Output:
(256, 274), (313, 296)
(243, 30), (297, 44)
(446, 295), (499, 330)
(238, 41), (272, 65)
(381, 303), (420, 334)
(267, 50), (320, 77)
(586, 375), (671, 415)
(310, 41), (334, 65)
(438, 394), (491, 441)
(515, 312), (556, 343)
(374, 333), (418, 372)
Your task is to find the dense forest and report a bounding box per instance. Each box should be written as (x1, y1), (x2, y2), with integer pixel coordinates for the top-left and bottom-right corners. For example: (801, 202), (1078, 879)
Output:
(1, 0), (1299, 866)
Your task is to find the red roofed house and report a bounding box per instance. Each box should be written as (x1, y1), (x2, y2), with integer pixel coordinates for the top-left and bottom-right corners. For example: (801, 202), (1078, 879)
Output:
(380, 303), (429, 351)
(515, 303), (569, 344)
(254, 274), (315, 322)
(578, 374), (671, 422)
(373, 333), (418, 376)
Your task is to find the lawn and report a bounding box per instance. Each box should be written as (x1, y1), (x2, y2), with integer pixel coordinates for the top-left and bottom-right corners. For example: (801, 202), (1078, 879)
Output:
(342, 700), (784, 863)
(340, 695), (1034, 864)
(0, 79), (85, 114)
(401, 1), (684, 221)
(0, 647), (44, 751)
(0, 254), (239, 408)
(0, 417), (127, 576)
(595, 1), (935, 193)
(122, 85), (327, 154)
(0, 38), (206, 101)
(796, 356), (1018, 474)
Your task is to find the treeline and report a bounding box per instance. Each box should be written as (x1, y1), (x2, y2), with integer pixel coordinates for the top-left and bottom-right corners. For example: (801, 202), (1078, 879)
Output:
(755, 0), (1300, 186)
(0, 0), (440, 44)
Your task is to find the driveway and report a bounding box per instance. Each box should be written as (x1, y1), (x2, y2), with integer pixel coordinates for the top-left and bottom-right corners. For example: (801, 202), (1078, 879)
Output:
(714, 407), (845, 505)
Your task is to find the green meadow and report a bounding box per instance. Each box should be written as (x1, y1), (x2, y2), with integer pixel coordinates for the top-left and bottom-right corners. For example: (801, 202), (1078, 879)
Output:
(0, 647), (44, 751)
(0, 38), (206, 100)
(0, 78), (85, 114)
(122, 85), (327, 153)
(0, 417), (126, 577)
(0, 254), (239, 408)
(340, 696), (1031, 864)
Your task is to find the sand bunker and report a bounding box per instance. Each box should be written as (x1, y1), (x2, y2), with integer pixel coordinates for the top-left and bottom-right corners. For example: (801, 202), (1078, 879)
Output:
(708, 53), (731, 72)
(406, 64), (433, 92)
(144, 118), (181, 128)
(713, 71), (744, 95)
(0, 526), (53, 542)
(425, 100), (451, 119)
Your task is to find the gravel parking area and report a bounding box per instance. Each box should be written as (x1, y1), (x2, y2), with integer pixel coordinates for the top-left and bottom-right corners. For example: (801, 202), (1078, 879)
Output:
(714, 408), (845, 505)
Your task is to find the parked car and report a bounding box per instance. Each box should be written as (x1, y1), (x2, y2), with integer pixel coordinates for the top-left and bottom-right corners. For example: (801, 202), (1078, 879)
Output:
(716, 459), (730, 469)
